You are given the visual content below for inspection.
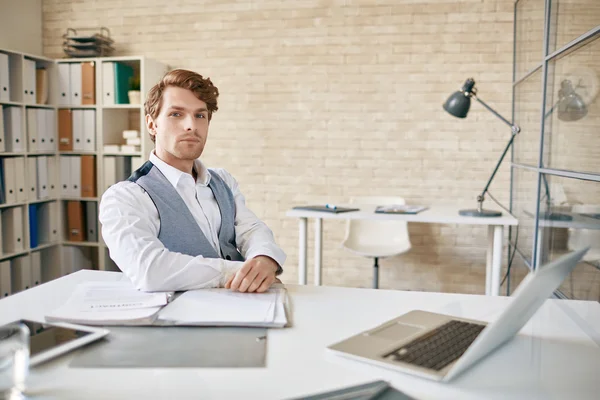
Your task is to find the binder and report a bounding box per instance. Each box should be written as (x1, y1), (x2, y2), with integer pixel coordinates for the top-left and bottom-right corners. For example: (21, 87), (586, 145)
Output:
(86, 201), (98, 242)
(36, 68), (49, 104)
(14, 157), (27, 203)
(3, 106), (25, 152)
(58, 109), (73, 151)
(36, 108), (47, 151)
(24, 59), (36, 104)
(81, 155), (96, 198)
(0, 159), (4, 204)
(0, 213), (3, 253)
(58, 63), (70, 105)
(102, 62), (115, 105)
(37, 156), (49, 199)
(81, 62), (95, 105)
(59, 156), (71, 196)
(47, 156), (57, 197)
(3, 157), (17, 204)
(114, 62), (133, 104)
(31, 251), (42, 286)
(27, 157), (38, 200)
(0, 107), (5, 152)
(103, 156), (116, 191)
(0, 52), (10, 102)
(0, 260), (11, 297)
(11, 255), (31, 292)
(29, 204), (38, 248)
(69, 63), (82, 105)
(48, 201), (59, 243)
(2, 206), (24, 253)
(46, 109), (56, 151)
(67, 201), (84, 242)
(82, 110), (96, 151)
(72, 109), (84, 151)
(70, 156), (81, 197)
(27, 108), (38, 151)
(37, 201), (50, 244)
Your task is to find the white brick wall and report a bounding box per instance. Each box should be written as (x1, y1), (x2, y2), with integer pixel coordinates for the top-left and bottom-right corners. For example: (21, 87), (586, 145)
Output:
(43, 0), (520, 294)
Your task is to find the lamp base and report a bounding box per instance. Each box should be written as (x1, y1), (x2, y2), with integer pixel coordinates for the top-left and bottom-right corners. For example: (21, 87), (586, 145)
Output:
(459, 208), (502, 217)
(543, 212), (573, 221)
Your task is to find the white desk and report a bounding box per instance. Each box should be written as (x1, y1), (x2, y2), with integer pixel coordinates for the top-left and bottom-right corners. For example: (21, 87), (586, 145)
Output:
(287, 205), (518, 296)
(1, 270), (599, 399)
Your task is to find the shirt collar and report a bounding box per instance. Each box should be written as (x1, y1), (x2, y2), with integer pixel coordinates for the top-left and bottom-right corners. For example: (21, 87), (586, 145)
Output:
(149, 151), (212, 188)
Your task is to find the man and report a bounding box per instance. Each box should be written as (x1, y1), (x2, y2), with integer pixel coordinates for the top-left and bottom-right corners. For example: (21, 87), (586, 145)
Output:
(99, 69), (286, 293)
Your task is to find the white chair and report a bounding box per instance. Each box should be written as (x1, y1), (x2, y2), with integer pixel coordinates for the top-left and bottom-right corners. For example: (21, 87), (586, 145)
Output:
(342, 196), (412, 289)
(568, 204), (600, 262)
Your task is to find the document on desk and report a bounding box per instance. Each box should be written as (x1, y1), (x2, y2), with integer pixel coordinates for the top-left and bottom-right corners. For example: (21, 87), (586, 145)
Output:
(45, 282), (170, 326)
(156, 288), (288, 328)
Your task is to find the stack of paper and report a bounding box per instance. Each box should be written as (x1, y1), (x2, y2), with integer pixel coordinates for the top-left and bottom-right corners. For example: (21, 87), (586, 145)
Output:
(157, 287), (288, 328)
(45, 282), (170, 326)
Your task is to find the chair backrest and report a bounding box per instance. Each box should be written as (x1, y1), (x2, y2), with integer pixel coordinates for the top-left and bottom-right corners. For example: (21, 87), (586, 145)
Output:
(568, 204), (600, 261)
(343, 196), (411, 249)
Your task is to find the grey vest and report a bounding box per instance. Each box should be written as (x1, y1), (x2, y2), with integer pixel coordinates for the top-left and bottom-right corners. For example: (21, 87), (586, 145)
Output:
(128, 161), (244, 262)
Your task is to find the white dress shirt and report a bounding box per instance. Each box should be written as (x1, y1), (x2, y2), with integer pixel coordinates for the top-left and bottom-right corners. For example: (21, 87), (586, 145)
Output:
(99, 152), (286, 292)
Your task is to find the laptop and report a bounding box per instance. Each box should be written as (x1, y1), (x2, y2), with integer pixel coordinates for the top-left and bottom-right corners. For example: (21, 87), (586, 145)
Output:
(327, 247), (588, 382)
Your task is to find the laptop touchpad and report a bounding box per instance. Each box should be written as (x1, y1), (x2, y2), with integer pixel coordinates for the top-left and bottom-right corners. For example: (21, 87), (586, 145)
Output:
(369, 322), (423, 341)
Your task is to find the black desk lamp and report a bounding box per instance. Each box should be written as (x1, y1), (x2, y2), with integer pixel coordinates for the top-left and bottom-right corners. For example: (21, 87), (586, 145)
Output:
(443, 78), (588, 219)
(443, 78), (519, 217)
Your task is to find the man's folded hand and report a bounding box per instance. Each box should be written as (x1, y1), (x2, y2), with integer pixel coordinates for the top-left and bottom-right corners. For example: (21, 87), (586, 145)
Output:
(225, 256), (280, 293)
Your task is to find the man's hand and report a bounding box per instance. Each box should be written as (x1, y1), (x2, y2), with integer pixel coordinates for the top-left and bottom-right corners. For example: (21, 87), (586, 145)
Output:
(225, 256), (279, 293)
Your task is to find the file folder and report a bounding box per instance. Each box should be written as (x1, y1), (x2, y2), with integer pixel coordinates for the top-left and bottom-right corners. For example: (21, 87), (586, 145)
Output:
(103, 156), (116, 191)
(58, 63), (70, 106)
(0, 107), (5, 152)
(85, 201), (98, 242)
(36, 108), (47, 151)
(3, 157), (17, 204)
(114, 62), (133, 104)
(81, 155), (96, 198)
(59, 156), (71, 197)
(24, 59), (36, 104)
(11, 255), (32, 292)
(29, 204), (39, 249)
(82, 110), (95, 151)
(3, 106), (24, 152)
(14, 157), (27, 203)
(58, 109), (73, 151)
(37, 156), (49, 199)
(69, 63), (82, 105)
(67, 201), (84, 242)
(0, 260), (11, 297)
(46, 108), (56, 151)
(0, 53), (10, 102)
(27, 108), (38, 151)
(37, 201), (50, 244)
(81, 62), (95, 105)
(3, 206), (24, 253)
(48, 201), (59, 243)
(36, 68), (49, 104)
(70, 156), (81, 197)
(0, 159), (4, 204)
(31, 251), (42, 286)
(47, 156), (57, 197)
(27, 157), (38, 200)
(102, 62), (114, 105)
(72, 109), (84, 151)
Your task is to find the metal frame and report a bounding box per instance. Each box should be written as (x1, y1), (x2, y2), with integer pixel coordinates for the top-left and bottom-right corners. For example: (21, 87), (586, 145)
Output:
(510, 0), (600, 297)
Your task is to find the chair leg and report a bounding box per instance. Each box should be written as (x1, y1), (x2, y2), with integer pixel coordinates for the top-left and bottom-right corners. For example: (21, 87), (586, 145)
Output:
(373, 257), (379, 289)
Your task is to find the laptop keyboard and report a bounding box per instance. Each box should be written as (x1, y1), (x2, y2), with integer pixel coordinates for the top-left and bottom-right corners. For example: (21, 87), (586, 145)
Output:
(383, 320), (485, 371)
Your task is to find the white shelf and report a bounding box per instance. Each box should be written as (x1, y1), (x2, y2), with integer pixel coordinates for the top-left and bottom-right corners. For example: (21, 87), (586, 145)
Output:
(30, 242), (59, 252)
(57, 105), (97, 109)
(0, 152), (27, 156)
(24, 104), (56, 109)
(60, 197), (99, 202)
(103, 152), (143, 156)
(0, 249), (29, 262)
(59, 151), (97, 156)
(27, 151), (58, 156)
(63, 241), (101, 247)
(29, 198), (58, 205)
(102, 104), (141, 109)
(0, 100), (23, 106)
(0, 202), (26, 209)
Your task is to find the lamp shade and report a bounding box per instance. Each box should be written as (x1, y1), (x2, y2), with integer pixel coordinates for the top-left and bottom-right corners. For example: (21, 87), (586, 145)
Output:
(443, 78), (476, 118)
(557, 80), (587, 121)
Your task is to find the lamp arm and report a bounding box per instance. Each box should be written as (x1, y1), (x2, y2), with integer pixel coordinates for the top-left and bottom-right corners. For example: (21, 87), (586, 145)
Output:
(473, 96), (521, 213)
(474, 95), (519, 132)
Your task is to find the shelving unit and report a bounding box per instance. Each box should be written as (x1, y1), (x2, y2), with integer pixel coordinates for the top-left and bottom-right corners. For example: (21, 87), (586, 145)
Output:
(0, 48), (168, 297)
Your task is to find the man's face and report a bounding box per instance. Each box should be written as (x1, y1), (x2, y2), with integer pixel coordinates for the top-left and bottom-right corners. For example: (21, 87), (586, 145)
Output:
(148, 86), (210, 164)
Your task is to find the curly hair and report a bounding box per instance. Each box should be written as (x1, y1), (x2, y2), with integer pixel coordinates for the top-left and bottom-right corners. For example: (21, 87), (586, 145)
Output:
(144, 69), (219, 142)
